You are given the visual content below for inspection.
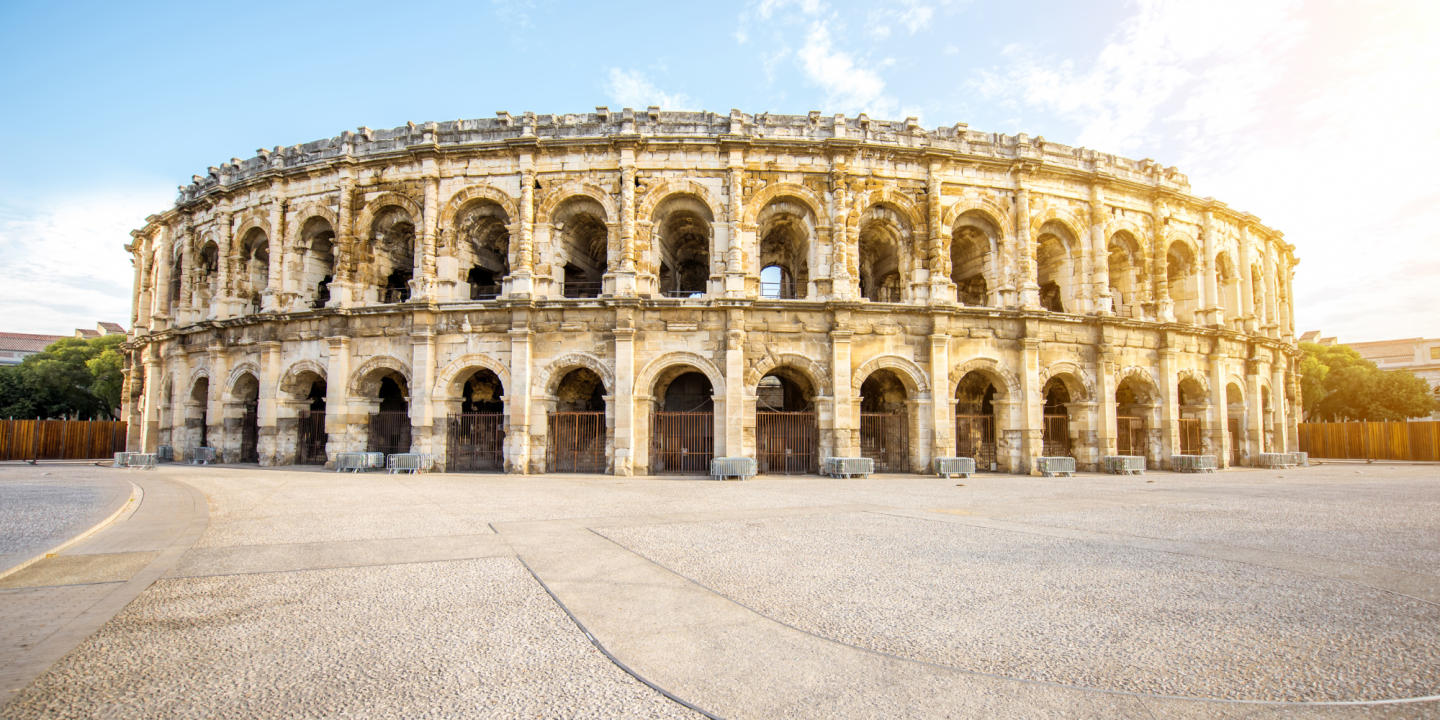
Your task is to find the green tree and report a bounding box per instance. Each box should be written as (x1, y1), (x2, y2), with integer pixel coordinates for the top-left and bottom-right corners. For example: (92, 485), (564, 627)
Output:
(2, 334), (127, 420)
(1299, 341), (1436, 421)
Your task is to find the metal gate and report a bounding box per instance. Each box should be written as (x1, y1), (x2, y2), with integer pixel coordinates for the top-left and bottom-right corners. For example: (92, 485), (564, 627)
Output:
(756, 411), (819, 475)
(650, 411), (713, 475)
(367, 411), (412, 455)
(448, 413), (505, 472)
(240, 406), (259, 463)
(860, 412), (909, 473)
(1179, 418), (1202, 455)
(956, 414), (996, 470)
(297, 410), (327, 465)
(1228, 419), (1242, 465)
(548, 412), (605, 473)
(1042, 414), (1070, 457)
(1117, 416), (1146, 457)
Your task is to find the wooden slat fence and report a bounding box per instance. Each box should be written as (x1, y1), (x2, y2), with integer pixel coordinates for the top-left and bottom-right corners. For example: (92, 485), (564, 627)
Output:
(0, 420), (128, 461)
(1297, 421), (1440, 462)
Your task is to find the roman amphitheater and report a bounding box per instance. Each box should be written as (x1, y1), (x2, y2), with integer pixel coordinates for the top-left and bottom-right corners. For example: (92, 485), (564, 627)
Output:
(121, 108), (1299, 475)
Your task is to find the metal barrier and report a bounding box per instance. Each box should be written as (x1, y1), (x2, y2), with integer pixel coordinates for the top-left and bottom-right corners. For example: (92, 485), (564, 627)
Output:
(710, 457), (757, 481)
(1292, 451), (1309, 467)
(823, 457), (874, 478)
(933, 457), (975, 479)
(387, 453), (435, 474)
(1257, 453), (1297, 469)
(1037, 456), (1076, 477)
(336, 452), (386, 473)
(1171, 455), (1217, 473)
(156, 445), (173, 462)
(189, 447), (217, 465)
(112, 452), (131, 468)
(1102, 455), (1146, 475)
(126, 453), (156, 470)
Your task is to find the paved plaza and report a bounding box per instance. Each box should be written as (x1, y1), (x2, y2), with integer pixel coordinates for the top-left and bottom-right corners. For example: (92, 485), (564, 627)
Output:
(0, 461), (1437, 718)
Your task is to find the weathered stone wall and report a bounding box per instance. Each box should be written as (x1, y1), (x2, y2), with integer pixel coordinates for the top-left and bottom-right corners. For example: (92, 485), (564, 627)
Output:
(121, 109), (1301, 474)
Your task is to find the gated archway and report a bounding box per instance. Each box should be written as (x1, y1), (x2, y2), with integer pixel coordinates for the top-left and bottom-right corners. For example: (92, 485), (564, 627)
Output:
(297, 379), (327, 465)
(448, 368), (506, 472)
(547, 367), (607, 473)
(649, 370), (714, 475)
(1041, 378), (1072, 457)
(232, 372), (260, 463)
(1115, 372), (1159, 464)
(859, 368), (910, 473)
(755, 366), (819, 475)
(955, 370), (998, 471)
(367, 374), (411, 455)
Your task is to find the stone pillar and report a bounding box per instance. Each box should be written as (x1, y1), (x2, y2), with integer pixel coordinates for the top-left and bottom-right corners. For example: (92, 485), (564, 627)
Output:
(512, 153), (536, 296)
(831, 328), (854, 456)
(1202, 209), (1220, 326)
(505, 327), (532, 473)
(331, 178), (356, 308)
(216, 211), (236, 319)
(830, 156), (853, 299)
(726, 312), (746, 460)
(135, 248), (153, 333)
(1095, 334), (1118, 460)
(170, 347), (190, 458)
(1158, 344), (1179, 468)
(177, 223), (195, 326)
(1018, 332), (1043, 473)
(926, 158), (953, 303)
(415, 168), (440, 301)
(723, 148), (747, 298)
(410, 323), (436, 456)
(152, 231), (173, 330)
(1263, 240), (1279, 339)
(613, 321), (635, 476)
(618, 148), (638, 280)
(1015, 179), (1039, 309)
(1271, 361), (1288, 452)
(1090, 185), (1112, 315)
(325, 336), (351, 460)
(1246, 360), (1264, 459)
(141, 345), (162, 453)
(1208, 350), (1230, 468)
(1153, 197), (1174, 322)
(207, 341), (228, 461)
(929, 331), (951, 466)
(263, 188), (285, 312)
(1239, 226), (1257, 333)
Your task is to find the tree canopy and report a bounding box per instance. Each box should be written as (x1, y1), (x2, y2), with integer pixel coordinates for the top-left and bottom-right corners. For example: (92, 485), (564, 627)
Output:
(0, 334), (126, 420)
(1299, 342), (1436, 422)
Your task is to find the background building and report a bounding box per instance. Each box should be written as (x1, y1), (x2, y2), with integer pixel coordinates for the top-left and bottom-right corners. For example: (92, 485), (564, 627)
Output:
(0, 322), (125, 366)
(1300, 331), (1440, 419)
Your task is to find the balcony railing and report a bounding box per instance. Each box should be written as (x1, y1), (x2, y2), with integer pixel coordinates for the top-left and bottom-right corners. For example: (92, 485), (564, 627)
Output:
(660, 289), (706, 299)
(381, 287), (410, 304)
(563, 282), (603, 299)
(760, 281), (801, 299)
(470, 285), (501, 300)
(865, 287), (903, 303)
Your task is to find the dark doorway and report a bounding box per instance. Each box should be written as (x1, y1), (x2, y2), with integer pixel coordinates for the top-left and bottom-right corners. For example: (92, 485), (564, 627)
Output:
(650, 371), (714, 475)
(1042, 380), (1071, 457)
(956, 372), (998, 470)
(755, 371), (818, 475)
(859, 370), (910, 473)
(240, 405), (259, 463)
(547, 368), (606, 473)
(297, 380), (327, 465)
(448, 369), (505, 472)
(368, 376), (411, 455)
(1117, 416), (1146, 457)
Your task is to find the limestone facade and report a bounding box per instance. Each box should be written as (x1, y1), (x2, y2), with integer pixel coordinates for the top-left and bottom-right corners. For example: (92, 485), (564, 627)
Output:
(122, 109), (1301, 473)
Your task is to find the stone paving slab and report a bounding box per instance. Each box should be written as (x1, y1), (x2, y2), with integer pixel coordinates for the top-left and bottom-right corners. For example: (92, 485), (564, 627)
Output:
(0, 552), (160, 590)
(167, 534), (511, 578)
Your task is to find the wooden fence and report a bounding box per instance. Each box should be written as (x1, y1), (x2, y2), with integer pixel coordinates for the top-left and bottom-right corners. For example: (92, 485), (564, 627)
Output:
(0, 420), (128, 461)
(1297, 421), (1440, 462)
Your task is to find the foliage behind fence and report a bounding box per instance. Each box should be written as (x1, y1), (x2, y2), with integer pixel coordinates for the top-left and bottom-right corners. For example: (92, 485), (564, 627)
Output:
(0, 419), (128, 461)
(1298, 421), (1440, 462)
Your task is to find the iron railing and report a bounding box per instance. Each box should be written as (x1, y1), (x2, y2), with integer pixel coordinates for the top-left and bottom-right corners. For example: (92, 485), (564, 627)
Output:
(956, 414), (996, 470)
(1117, 416), (1146, 458)
(650, 411), (714, 475)
(1042, 414), (1070, 457)
(1178, 418), (1203, 455)
(447, 413), (505, 472)
(759, 281), (801, 299)
(297, 410), (327, 465)
(367, 411), (412, 456)
(563, 282), (603, 299)
(548, 412), (605, 473)
(756, 411), (819, 475)
(860, 412), (909, 473)
(240, 407), (259, 463)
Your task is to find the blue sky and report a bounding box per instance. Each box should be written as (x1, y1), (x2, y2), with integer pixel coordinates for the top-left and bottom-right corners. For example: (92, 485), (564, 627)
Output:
(1, 0), (1436, 342)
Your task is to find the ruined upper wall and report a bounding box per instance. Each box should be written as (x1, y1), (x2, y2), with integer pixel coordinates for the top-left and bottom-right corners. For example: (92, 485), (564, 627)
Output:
(175, 108), (1193, 206)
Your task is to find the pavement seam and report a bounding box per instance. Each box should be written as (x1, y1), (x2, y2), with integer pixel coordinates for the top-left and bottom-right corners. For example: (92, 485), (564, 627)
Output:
(512, 554), (726, 720)
(0, 479), (137, 582)
(584, 516), (1440, 708)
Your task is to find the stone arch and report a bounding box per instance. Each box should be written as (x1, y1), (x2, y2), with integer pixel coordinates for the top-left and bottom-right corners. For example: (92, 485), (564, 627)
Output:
(1039, 361), (1094, 402)
(746, 353), (831, 396)
(186, 367), (211, 400)
(231, 209), (272, 246)
(741, 182), (827, 227)
(948, 357), (1019, 401)
(1176, 367), (1210, 397)
(1226, 374), (1247, 396)
(1030, 206), (1086, 241)
(440, 184), (520, 228)
(287, 204), (339, 246)
(1105, 219), (1149, 251)
(433, 353), (513, 400)
(279, 360), (328, 398)
(354, 192), (424, 237)
(942, 196), (1014, 238)
(855, 190), (926, 235)
(636, 352), (726, 399)
(225, 362), (262, 397)
(534, 352), (615, 397)
(535, 181), (617, 224)
(852, 354), (930, 398)
(637, 180), (725, 223)
(1114, 366), (1161, 403)
(158, 371), (176, 407)
(347, 355), (413, 398)
(1165, 231), (1202, 262)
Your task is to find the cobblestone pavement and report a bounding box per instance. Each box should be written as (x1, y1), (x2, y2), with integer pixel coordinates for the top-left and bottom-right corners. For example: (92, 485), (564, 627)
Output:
(0, 466), (129, 574)
(1, 462), (1437, 718)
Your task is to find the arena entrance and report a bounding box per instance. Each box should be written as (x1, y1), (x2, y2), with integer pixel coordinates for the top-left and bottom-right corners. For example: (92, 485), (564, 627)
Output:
(955, 371), (998, 471)
(755, 369), (818, 475)
(1115, 374), (1157, 463)
(367, 375), (411, 455)
(547, 368), (606, 473)
(297, 380), (327, 465)
(447, 369), (505, 473)
(233, 372), (260, 463)
(649, 372), (714, 475)
(1041, 379), (1071, 457)
(859, 369), (910, 473)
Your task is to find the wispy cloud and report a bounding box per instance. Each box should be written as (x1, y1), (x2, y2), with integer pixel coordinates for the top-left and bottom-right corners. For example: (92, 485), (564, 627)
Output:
(602, 68), (697, 110)
(797, 21), (897, 116)
(867, 0), (934, 40)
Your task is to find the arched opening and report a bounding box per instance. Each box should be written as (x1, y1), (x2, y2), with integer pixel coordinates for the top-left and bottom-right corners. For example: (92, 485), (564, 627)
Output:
(188, 377), (210, 455)
(955, 371), (998, 470)
(548, 368), (606, 472)
(654, 196), (712, 298)
(755, 367), (819, 475)
(364, 372), (411, 455)
(299, 218), (336, 310)
(281, 370), (328, 466)
(757, 200), (811, 299)
(232, 372), (260, 463)
(448, 368), (506, 472)
(1167, 242), (1199, 324)
(169, 254), (183, 307)
(857, 208), (909, 303)
(194, 241), (219, 317)
(650, 370), (714, 475)
(759, 265), (796, 299)
(1036, 221), (1079, 313)
(859, 369), (910, 473)
(455, 202), (509, 300)
(1108, 232), (1142, 318)
(1226, 382), (1246, 466)
(1115, 375), (1158, 466)
(369, 207), (415, 304)
(239, 228), (270, 314)
(555, 199), (608, 298)
(1041, 378), (1072, 457)
(951, 213), (998, 306)
(1177, 376), (1207, 455)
